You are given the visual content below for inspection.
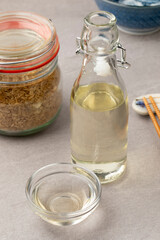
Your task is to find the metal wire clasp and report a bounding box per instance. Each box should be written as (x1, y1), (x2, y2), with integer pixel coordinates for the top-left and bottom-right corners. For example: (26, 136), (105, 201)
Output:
(76, 37), (84, 54)
(117, 43), (130, 69)
(76, 38), (131, 69)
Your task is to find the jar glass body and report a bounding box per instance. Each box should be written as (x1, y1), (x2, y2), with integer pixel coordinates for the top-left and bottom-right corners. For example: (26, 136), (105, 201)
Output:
(0, 58), (62, 136)
(0, 12), (62, 136)
(70, 11), (129, 183)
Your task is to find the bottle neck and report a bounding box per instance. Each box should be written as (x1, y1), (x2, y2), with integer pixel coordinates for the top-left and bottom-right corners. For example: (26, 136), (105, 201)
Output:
(80, 12), (119, 56)
(83, 53), (117, 77)
(89, 52), (116, 63)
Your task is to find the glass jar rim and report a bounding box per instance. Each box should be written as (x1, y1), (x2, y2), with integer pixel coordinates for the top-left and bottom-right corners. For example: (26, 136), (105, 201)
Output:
(0, 11), (60, 73)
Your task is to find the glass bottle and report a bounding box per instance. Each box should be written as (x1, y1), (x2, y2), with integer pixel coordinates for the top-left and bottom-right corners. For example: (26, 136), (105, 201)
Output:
(70, 11), (129, 183)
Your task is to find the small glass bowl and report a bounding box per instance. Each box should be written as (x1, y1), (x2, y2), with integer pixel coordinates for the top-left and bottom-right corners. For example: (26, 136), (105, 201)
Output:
(25, 163), (101, 226)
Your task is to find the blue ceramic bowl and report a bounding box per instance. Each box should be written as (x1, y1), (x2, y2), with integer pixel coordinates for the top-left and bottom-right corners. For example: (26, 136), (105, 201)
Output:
(95, 0), (160, 34)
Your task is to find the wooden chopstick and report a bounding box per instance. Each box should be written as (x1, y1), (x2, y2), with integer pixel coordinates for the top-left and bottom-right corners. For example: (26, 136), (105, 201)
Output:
(143, 97), (160, 138)
(149, 96), (160, 120)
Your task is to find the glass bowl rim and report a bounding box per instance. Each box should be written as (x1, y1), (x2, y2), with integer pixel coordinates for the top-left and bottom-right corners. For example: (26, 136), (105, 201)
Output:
(25, 162), (102, 219)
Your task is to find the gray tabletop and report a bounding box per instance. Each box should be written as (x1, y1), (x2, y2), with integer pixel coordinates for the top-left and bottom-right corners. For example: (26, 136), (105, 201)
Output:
(1, 0), (160, 239)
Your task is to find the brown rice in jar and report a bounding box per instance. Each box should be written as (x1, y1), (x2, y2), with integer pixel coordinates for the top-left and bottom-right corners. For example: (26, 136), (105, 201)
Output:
(0, 12), (62, 136)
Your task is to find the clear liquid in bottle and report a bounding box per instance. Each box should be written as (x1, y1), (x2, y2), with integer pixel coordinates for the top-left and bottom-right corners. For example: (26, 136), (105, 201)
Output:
(71, 82), (128, 183)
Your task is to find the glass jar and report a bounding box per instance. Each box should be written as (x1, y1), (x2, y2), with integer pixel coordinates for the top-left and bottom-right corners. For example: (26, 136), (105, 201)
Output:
(70, 11), (129, 183)
(0, 12), (62, 136)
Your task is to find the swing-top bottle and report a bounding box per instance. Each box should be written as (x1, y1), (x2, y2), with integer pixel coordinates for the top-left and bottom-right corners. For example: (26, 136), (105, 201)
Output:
(70, 11), (129, 183)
